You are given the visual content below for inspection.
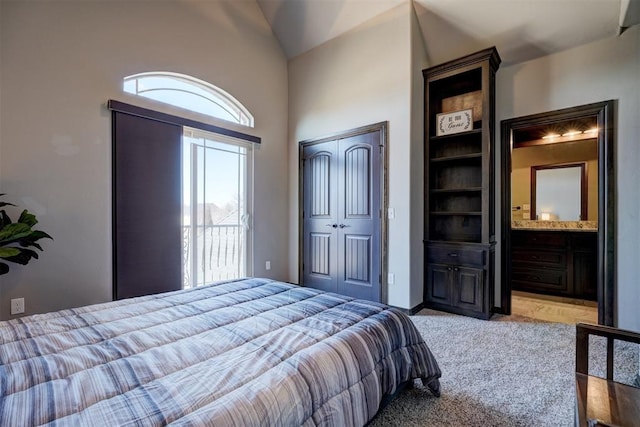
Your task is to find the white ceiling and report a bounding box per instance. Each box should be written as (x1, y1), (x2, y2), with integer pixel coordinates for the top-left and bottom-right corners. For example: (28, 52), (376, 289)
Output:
(257, 0), (640, 65)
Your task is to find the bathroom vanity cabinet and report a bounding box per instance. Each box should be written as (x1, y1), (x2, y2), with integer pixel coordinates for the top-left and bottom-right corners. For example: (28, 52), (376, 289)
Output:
(511, 229), (597, 300)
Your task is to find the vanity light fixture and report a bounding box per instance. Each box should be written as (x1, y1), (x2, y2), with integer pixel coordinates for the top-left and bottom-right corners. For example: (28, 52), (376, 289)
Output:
(540, 212), (551, 221)
(542, 133), (561, 139)
(562, 130), (582, 137)
(584, 127), (598, 134)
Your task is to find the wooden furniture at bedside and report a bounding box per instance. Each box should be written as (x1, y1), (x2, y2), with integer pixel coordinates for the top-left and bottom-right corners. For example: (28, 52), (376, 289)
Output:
(575, 323), (640, 427)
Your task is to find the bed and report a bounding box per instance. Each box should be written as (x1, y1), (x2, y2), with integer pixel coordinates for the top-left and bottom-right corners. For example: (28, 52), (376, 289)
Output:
(0, 278), (441, 426)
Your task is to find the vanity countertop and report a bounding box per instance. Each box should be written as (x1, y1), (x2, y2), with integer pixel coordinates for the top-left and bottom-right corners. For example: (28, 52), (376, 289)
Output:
(511, 220), (598, 232)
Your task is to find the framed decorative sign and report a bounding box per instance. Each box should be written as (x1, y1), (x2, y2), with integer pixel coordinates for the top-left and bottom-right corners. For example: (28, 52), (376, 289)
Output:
(436, 109), (473, 136)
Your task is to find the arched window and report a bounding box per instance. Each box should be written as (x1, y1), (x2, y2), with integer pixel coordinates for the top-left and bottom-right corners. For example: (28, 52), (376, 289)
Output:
(123, 72), (254, 127)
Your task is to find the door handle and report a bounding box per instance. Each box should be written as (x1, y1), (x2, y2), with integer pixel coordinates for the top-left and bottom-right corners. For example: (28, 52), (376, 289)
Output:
(339, 224), (349, 228)
(326, 224), (338, 228)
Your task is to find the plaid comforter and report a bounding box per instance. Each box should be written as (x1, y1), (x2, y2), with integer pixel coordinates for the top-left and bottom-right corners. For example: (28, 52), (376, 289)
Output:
(0, 278), (441, 426)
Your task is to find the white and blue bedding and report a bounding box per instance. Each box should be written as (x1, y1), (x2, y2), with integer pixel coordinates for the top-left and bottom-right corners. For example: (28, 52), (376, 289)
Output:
(0, 278), (440, 426)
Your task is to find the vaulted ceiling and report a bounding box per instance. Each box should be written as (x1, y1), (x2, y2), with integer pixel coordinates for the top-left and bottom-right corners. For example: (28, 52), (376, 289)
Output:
(257, 0), (640, 65)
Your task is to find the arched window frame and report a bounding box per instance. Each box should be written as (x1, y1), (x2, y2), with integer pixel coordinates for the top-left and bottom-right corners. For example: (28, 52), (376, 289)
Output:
(123, 72), (254, 127)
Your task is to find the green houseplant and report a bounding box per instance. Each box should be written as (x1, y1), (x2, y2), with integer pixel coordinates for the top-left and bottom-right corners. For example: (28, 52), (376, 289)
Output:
(0, 194), (52, 275)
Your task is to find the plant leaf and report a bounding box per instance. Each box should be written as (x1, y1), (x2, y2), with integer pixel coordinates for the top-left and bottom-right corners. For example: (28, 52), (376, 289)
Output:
(0, 223), (31, 243)
(18, 210), (37, 227)
(0, 247), (21, 258)
(0, 195), (50, 272)
(3, 248), (38, 265)
(19, 241), (43, 251)
(15, 231), (53, 249)
(0, 210), (12, 228)
(26, 230), (53, 241)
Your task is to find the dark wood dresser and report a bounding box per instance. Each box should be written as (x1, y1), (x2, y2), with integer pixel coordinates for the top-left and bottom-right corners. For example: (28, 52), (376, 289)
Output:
(511, 229), (597, 300)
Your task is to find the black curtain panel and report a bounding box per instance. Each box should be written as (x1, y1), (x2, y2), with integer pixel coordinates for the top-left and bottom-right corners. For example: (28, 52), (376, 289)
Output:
(112, 111), (183, 300)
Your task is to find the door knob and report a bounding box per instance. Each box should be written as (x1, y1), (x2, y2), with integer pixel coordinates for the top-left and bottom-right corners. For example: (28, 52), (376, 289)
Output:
(338, 224), (348, 228)
(326, 224), (338, 228)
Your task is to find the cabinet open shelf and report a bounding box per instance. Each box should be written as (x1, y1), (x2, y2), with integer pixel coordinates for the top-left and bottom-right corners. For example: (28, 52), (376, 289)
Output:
(432, 165), (482, 189)
(430, 153), (482, 162)
(429, 128), (482, 141)
(430, 212), (482, 216)
(430, 132), (482, 159)
(431, 190), (481, 213)
(430, 187), (482, 193)
(429, 236), (482, 243)
(431, 211), (482, 221)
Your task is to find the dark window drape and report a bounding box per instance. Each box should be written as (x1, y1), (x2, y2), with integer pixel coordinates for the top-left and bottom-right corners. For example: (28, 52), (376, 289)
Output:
(112, 111), (183, 299)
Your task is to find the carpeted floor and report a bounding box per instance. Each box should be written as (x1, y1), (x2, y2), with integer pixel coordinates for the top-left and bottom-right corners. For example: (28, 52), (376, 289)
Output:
(370, 309), (638, 426)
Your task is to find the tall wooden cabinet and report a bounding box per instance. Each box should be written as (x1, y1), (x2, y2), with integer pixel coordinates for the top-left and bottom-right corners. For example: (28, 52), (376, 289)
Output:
(423, 47), (500, 319)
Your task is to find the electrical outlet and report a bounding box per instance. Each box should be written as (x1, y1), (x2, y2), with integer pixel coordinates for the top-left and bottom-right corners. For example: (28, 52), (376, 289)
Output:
(11, 298), (25, 315)
(387, 273), (395, 285)
(265, 261), (271, 271)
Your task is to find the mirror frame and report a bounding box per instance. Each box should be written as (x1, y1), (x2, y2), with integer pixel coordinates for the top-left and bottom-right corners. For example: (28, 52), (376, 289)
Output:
(531, 162), (587, 221)
(500, 100), (615, 326)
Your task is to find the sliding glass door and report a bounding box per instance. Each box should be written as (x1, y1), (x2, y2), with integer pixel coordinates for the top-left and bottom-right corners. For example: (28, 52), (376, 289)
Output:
(182, 128), (253, 288)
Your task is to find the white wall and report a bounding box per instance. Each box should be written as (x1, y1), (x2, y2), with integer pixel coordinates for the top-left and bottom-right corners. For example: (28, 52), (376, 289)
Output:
(496, 25), (640, 330)
(410, 4), (429, 306)
(0, 0), (289, 319)
(287, 3), (420, 309)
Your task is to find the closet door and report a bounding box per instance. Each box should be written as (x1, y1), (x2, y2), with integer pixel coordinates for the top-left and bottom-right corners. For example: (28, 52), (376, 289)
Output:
(302, 141), (339, 293)
(301, 130), (381, 302)
(336, 132), (380, 301)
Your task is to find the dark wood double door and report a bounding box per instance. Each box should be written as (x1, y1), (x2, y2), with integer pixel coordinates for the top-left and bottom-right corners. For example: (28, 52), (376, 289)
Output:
(301, 129), (382, 302)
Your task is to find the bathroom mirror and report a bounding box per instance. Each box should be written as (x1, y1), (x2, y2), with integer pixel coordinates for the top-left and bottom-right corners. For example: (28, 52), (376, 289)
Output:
(531, 163), (587, 220)
(511, 138), (598, 222)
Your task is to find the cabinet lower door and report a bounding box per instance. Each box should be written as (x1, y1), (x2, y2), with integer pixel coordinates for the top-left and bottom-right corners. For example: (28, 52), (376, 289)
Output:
(573, 251), (597, 300)
(426, 264), (451, 305)
(453, 267), (484, 313)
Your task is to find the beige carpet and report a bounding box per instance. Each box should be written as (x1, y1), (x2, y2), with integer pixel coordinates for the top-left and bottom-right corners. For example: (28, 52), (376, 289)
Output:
(369, 309), (638, 426)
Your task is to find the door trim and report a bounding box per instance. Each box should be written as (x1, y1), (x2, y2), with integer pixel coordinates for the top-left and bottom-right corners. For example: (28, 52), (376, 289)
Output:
(499, 101), (615, 325)
(298, 122), (388, 303)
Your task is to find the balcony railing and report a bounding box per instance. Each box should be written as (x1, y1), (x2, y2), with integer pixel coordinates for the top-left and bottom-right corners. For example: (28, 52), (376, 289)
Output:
(183, 224), (244, 289)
